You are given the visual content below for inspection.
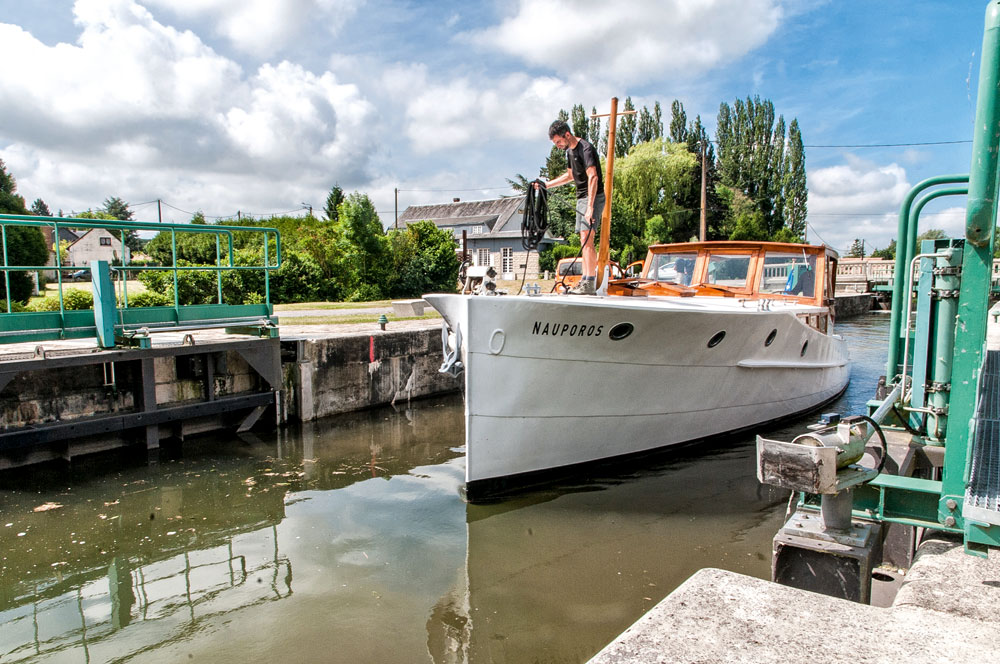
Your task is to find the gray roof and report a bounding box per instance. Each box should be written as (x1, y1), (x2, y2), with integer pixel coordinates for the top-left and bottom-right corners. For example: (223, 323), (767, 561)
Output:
(398, 196), (562, 242)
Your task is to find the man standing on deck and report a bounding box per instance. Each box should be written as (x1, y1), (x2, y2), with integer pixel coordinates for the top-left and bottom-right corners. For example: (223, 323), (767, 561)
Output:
(537, 119), (605, 295)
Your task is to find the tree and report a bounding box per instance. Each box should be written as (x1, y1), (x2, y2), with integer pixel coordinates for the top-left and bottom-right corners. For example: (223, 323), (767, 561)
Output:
(30, 198), (51, 216)
(337, 192), (390, 300)
(0, 160), (48, 302)
(615, 96), (637, 158)
(101, 196), (141, 251)
(669, 100), (687, 143)
(782, 119), (808, 238)
(715, 96), (801, 238)
(916, 228), (947, 243)
(571, 104), (589, 142)
(324, 184), (344, 222)
(870, 239), (896, 260)
(588, 107), (601, 155)
(386, 220), (460, 297)
(847, 238), (866, 258)
(613, 138), (698, 246)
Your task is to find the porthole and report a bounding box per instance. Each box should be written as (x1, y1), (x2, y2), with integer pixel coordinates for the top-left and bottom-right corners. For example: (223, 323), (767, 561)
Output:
(765, 329), (777, 347)
(800, 340), (809, 357)
(707, 331), (726, 348)
(609, 322), (634, 340)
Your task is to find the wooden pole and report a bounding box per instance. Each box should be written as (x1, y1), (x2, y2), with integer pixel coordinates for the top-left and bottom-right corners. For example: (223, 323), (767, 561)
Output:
(595, 98), (618, 290)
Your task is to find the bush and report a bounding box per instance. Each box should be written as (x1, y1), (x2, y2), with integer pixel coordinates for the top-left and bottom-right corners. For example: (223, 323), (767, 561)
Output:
(123, 290), (172, 307)
(0, 300), (26, 313)
(25, 295), (60, 312)
(62, 289), (94, 310)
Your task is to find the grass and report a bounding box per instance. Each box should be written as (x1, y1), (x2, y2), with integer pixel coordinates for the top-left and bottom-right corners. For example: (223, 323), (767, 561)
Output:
(273, 300), (391, 311)
(280, 312), (442, 325)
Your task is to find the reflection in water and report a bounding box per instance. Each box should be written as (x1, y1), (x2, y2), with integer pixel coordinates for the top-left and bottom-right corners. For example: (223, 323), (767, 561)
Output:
(0, 314), (888, 663)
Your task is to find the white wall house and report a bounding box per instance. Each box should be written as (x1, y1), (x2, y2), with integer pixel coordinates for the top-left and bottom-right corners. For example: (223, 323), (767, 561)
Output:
(66, 228), (130, 266)
(397, 197), (562, 280)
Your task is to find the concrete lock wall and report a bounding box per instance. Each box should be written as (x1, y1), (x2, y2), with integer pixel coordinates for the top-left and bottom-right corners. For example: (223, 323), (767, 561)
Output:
(834, 293), (874, 319)
(282, 328), (462, 422)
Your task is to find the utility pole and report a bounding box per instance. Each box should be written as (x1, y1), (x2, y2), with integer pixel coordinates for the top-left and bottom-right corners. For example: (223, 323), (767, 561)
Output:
(157, 199), (162, 223)
(394, 188), (399, 229)
(699, 140), (707, 241)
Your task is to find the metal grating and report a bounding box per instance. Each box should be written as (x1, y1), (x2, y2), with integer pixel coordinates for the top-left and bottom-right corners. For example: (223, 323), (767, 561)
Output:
(965, 350), (1000, 524)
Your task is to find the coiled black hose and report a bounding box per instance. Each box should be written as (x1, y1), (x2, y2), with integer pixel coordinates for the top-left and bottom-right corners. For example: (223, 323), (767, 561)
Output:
(521, 180), (549, 252)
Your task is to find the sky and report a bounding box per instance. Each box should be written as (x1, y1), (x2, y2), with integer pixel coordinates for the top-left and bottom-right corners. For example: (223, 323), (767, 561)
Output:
(0, 0), (991, 255)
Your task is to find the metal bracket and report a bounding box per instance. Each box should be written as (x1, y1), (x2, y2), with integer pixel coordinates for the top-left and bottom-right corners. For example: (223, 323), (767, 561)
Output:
(931, 289), (961, 299)
(932, 266), (962, 276)
(929, 405), (949, 416)
(925, 381), (951, 393)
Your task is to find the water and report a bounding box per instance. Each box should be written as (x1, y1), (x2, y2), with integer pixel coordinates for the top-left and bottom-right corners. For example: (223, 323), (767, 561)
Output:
(0, 313), (890, 663)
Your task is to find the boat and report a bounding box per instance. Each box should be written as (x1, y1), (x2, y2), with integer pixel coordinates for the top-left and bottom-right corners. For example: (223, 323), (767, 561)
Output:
(425, 239), (849, 500)
(424, 98), (849, 500)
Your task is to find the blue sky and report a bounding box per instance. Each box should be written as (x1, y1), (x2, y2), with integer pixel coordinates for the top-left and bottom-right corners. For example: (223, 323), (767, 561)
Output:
(0, 0), (991, 253)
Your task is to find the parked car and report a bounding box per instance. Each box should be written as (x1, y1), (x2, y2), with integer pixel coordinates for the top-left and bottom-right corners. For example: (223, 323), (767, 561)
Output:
(68, 269), (89, 281)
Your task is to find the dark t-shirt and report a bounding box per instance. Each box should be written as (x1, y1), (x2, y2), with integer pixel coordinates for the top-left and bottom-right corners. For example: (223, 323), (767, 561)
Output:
(566, 138), (604, 200)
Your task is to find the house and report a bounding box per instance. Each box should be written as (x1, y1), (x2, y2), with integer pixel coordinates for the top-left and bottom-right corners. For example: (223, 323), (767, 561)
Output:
(66, 228), (130, 266)
(396, 197), (562, 279)
(39, 226), (81, 278)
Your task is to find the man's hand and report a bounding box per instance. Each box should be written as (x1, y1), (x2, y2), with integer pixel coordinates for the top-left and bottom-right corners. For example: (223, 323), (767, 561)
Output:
(532, 180), (546, 190)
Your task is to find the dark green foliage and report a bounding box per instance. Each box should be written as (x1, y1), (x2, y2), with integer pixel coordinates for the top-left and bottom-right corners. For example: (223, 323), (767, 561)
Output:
(848, 238), (865, 257)
(125, 290), (172, 307)
(615, 97), (637, 158)
(30, 198), (51, 216)
(715, 96), (807, 241)
(324, 184), (344, 222)
(870, 240), (896, 260)
(144, 212), (221, 265)
(0, 160), (48, 302)
(102, 196), (141, 250)
(571, 104), (589, 142)
(386, 220), (460, 297)
(669, 100), (687, 143)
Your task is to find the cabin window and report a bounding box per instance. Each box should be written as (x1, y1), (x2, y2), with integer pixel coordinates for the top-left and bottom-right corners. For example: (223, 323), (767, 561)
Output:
(647, 251), (697, 284)
(761, 251), (816, 297)
(706, 253), (752, 288)
(557, 260), (583, 276)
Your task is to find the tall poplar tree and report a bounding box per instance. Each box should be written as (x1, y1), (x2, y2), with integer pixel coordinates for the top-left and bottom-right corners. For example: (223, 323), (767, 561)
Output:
(782, 119), (808, 238)
(715, 96), (804, 239)
(614, 96), (637, 158)
(669, 100), (688, 143)
(571, 104), (589, 142)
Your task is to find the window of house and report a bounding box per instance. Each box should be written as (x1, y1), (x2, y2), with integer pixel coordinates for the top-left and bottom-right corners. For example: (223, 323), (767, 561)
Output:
(100, 237), (112, 246)
(502, 247), (513, 273)
(472, 225), (484, 235)
(477, 248), (491, 266)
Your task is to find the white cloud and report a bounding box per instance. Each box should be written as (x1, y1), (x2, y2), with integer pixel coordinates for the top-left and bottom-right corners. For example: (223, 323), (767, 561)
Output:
(0, 0), (378, 219)
(467, 0), (783, 85)
(398, 71), (585, 152)
(807, 155), (912, 252)
(143, 0), (362, 56)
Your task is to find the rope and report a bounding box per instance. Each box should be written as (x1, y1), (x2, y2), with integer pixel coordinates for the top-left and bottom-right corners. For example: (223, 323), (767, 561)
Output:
(521, 181), (549, 252)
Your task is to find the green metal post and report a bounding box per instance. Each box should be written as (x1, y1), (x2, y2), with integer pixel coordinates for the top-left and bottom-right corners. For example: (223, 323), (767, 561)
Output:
(91, 260), (116, 348)
(171, 229), (180, 323)
(928, 241), (963, 440)
(215, 234), (223, 304)
(887, 175), (969, 380)
(941, 0), (1000, 528)
(1, 225), (9, 313)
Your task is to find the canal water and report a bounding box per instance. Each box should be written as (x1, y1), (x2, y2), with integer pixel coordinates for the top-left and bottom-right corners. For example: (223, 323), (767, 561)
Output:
(1, 314), (890, 663)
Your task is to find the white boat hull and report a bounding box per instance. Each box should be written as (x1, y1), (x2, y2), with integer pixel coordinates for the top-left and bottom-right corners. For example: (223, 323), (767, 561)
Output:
(424, 293), (850, 498)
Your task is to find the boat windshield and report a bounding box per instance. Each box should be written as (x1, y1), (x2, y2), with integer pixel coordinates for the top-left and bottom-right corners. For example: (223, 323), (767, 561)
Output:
(761, 251), (816, 296)
(557, 260), (583, 276)
(648, 252), (697, 285)
(705, 253), (752, 288)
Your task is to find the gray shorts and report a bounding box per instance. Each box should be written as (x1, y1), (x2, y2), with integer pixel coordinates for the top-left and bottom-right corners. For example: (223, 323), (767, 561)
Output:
(575, 193), (605, 233)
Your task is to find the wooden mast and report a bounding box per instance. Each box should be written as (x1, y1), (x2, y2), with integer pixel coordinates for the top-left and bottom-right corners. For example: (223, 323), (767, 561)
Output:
(593, 97), (634, 291)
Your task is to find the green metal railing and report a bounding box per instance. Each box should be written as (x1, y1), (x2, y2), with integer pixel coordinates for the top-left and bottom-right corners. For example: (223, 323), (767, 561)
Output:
(0, 214), (281, 346)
